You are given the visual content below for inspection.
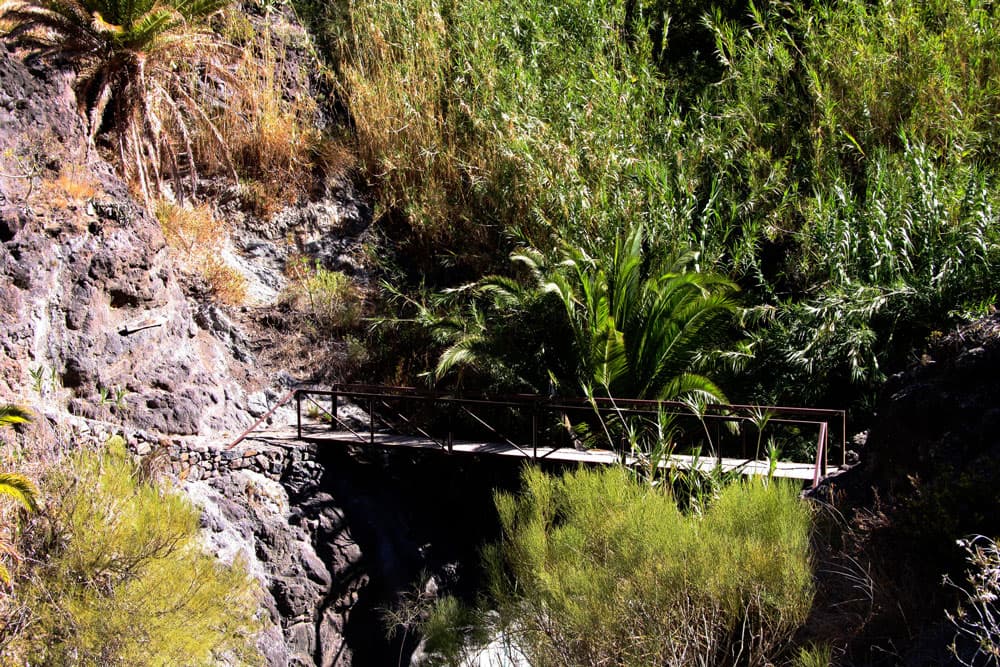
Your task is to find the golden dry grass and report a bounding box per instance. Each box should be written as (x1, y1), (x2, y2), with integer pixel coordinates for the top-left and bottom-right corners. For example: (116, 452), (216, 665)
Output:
(196, 19), (354, 218)
(155, 200), (247, 305)
(34, 166), (99, 210)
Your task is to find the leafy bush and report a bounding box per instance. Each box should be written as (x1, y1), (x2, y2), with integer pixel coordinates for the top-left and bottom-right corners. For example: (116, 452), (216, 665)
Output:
(412, 228), (743, 401)
(0, 439), (262, 664)
(470, 467), (814, 666)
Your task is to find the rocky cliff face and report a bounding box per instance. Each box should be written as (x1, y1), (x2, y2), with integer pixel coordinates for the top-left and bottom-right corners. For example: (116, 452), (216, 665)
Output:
(809, 313), (1000, 666)
(0, 43), (256, 436)
(0, 40), (400, 666)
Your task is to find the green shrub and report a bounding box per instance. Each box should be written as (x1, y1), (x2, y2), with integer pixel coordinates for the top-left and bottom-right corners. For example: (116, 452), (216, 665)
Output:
(283, 258), (363, 331)
(1, 440), (262, 665)
(478, 467), (813, 666)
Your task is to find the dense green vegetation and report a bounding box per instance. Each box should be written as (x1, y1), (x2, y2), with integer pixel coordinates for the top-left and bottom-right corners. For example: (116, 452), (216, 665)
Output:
(0, 439), (261, 664)
(299, 0), (999, 412)
(420, 467), (815, 665)
(409, 226), (742, 398)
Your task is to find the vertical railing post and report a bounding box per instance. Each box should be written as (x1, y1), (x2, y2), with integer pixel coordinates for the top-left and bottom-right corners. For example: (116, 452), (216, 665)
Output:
(369, 398), (375, 444)
(532, 399), (538, 460)
(447, 399), (454, 454)
(330, 392), (337, 431)
(296, 391), (302, 440)
(716, 420), (722, 468)
(823, 421), (829, 477)
(841, 411), (847, 468)
(812, 421), (828, 488)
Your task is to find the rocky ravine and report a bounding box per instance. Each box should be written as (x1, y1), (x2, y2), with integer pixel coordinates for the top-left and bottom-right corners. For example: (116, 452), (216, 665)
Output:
(0, 41), (431, 666)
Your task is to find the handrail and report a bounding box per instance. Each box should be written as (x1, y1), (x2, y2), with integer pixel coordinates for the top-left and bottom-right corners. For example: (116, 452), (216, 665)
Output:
(226, 388), (299, 450)
(185, 383), (847, 488)
(287, 384), (846, 487)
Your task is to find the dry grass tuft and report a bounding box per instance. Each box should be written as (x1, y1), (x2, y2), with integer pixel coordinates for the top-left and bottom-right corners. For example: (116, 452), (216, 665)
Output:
(35, 165), (99, 210)
(155, 200), (247, 305)
(197, 18), (354, 218)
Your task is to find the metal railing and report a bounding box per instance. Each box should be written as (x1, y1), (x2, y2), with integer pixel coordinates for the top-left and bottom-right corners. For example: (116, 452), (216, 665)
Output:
(276, 384), (846, 484)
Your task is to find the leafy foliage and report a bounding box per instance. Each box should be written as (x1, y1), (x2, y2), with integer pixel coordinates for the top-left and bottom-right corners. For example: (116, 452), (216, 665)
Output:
(460, 467), (814, 666)
(282, 258), (363, 332)
(316, 0), (1000, 411)
(1, 439), (261, 664)
(415, 228), (742, 402)
(0, 405), (37, 589)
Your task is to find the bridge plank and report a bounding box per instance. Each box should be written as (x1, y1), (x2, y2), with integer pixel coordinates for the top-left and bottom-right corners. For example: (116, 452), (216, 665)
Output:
(243, 426), (819, 481)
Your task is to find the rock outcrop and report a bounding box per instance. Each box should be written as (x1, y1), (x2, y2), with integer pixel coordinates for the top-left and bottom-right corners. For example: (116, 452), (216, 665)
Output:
(0, 38), (380, 666)
(810, 313), (1000, 666)
(0, 45), (256, 436)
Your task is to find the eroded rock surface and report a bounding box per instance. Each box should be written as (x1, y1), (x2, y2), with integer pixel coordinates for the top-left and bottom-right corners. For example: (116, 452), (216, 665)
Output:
(0, 42), (375, 666)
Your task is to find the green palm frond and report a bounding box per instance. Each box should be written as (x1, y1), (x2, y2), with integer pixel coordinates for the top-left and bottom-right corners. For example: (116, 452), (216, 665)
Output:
(1, 0), (232, 199)
(0, 405), (31, 428)
(0, 472), (39, 512)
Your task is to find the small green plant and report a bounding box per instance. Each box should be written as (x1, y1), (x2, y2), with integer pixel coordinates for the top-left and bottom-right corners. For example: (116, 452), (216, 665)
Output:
(344, 335), (369, 368)
(3, 438), (262, 663)
(795, 643), (834, 667)
(305, 405), (332, 423)
(747, 406), (776, 462)
(283, 258), (362, 331)
(27, 367), (44, 397)
(766, 438), (782, 480)
(0, 145), (45, 204)
(97, 386), (129, 411)
(113, 386), (128, 410)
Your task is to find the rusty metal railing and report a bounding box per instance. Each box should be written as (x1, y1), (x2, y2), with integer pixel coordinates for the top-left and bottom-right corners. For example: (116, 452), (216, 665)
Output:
(281, 384), (846, 486)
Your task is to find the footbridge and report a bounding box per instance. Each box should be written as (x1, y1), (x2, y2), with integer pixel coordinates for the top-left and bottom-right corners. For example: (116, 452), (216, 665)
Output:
(230, 384), (847, 487)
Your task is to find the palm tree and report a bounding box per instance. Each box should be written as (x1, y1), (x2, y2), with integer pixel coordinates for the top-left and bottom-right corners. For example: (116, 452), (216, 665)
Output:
(0, 404), (38, 588)
(0, 405), (31, 428)
(421, 227), (741, 404)
(1, 0), (235, 201)
(518, 227), (741, 402)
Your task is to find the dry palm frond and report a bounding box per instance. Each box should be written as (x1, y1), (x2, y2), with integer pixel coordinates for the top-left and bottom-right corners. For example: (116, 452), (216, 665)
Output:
(1, 0), (236, 201)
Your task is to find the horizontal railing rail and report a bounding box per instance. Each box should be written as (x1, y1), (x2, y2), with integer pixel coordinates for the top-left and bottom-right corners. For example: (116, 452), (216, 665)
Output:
(272, 384), (847, 486)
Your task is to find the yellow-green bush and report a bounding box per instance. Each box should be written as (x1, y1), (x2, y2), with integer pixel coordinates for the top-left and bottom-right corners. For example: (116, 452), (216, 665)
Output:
(283, 258), (363, 331)
(1, 440), (262, 665)
(481, 467), (814, 666)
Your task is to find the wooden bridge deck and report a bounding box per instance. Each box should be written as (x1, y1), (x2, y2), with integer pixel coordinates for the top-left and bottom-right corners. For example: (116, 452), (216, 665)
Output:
(246, 424), (821, 481)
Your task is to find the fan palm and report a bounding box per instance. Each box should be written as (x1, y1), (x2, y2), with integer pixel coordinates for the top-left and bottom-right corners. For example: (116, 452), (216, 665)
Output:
(425, 227), (740, 403)
(519, 229), (740, 402)
(1, 0), (235, 201)
(0, 404), (38, 588)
